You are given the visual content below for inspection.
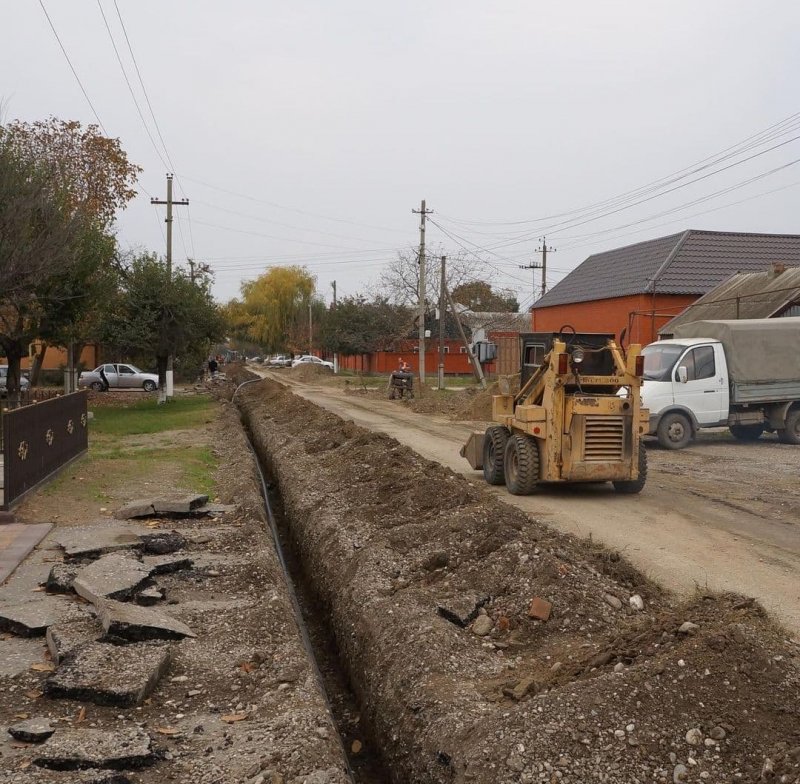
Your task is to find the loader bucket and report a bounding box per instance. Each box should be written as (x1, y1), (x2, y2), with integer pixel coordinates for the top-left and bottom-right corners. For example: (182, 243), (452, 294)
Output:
(460, 431), (485, 470)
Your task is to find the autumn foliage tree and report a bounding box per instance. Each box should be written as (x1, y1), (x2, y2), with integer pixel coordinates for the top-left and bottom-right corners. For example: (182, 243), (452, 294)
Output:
(228, 266), (318, 353)
(0, 118), (140, 392)
(450, 281), (519, 312)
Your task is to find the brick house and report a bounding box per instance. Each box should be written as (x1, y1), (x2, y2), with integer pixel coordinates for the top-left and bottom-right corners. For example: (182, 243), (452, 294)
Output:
(531, 230), (800, 345)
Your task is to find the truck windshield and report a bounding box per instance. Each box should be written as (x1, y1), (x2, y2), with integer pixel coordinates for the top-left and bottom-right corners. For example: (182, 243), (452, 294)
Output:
(641, 344), (685, 381)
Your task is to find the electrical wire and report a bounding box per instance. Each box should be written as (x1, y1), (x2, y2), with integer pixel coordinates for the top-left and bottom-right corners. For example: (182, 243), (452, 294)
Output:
(38, 0), (107, 133)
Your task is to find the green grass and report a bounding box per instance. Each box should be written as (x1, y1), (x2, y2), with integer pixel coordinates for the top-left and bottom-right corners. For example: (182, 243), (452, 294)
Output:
(89, 395), (215, 437)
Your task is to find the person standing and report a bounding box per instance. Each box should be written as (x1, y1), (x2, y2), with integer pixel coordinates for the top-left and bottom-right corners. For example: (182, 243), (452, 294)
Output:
(208, 357), (219, 378)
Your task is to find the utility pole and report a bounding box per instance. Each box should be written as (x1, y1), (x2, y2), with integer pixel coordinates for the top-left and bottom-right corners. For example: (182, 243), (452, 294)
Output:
(308, 301), (313, 355)
(519, 236), (557, 302)
(151, 174), (189, 401)
(331, 281), (338, 374)
(445, 280), (486, 389)
(412, 199), (432, 384)
(188, 258), (211, 284)
(438, 256), (446, 390)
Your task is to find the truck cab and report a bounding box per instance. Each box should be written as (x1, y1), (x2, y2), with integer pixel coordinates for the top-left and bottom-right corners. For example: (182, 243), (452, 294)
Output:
(641, 339), (730, 447)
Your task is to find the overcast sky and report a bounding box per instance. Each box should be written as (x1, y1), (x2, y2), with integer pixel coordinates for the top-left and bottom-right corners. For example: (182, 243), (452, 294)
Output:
(3, 1), (799, 307)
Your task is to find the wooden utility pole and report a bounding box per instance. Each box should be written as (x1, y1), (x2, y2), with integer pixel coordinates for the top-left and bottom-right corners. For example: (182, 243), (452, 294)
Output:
(151, 174), (189, 400)
(445, 281), (487, 389)
(331, 280), (338, 374)
(412, 199), (432, 384)
(438, 256), (446, 390)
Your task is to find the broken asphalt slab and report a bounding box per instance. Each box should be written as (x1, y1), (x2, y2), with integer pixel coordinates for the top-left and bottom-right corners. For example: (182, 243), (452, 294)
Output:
(139, 530), (187, 554)
(0, 596), (87, 637)
(436, 593), (491, 628)
(152, 494), (208, 515)
(73, 553), (152, 603)
(8, 717), (55, 743)
(32, 727), (155, 770)
(44, 642), (171, 707)
(98, 598), (196, 642)
(54, 527), (145, 561)
(46, 615), (104, 663)
(141, 552), (193, 575)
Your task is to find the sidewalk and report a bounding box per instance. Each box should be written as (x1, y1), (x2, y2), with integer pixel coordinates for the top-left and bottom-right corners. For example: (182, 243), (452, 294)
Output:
(0, 522), (52, 585)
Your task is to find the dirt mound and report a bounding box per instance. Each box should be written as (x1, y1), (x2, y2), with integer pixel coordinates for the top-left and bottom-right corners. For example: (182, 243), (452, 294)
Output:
(288, 363), (334, 382)
(241, 378), (800, 784)
(453, 374), (521, 422)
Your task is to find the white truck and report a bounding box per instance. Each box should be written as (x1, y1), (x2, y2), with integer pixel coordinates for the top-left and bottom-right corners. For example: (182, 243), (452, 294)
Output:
(640, 317), (800, 449)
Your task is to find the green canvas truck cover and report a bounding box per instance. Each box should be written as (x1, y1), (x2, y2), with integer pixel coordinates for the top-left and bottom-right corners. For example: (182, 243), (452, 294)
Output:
(671, 318), (800, 384)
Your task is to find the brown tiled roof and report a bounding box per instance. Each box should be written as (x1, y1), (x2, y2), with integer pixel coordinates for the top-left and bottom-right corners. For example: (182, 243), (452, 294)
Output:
(660, 266), (800, 335)
(533, 230), (800, 309)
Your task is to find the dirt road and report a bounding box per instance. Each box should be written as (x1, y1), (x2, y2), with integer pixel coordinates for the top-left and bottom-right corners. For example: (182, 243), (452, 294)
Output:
(261, 370), (800, 636)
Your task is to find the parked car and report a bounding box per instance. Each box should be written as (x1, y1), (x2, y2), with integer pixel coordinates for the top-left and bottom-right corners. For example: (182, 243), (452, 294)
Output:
(269, 355), (293, 368)
(291, 355), (334, 370)
(0, 366), (30, 396)
(78, 363), (159, 392)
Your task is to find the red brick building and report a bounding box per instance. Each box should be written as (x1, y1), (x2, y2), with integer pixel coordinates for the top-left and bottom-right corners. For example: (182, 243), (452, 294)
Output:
(531, 230), (800, 345)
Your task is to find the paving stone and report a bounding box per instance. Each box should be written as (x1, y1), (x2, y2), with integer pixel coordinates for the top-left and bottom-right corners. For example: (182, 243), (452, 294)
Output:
(44, 642), (171, 707)
(45, 563), (79, 594)
(73, 554), (152, 603)
(55, 528), (144, 561)
(142, 552), (193, 575)
(436, 594), (491, 628)
(32, 727), (155, 770)
(98, 599), (196, 641)
(0, 596), (85, 637)
(139, 531), (187, 555)
(152, 494), (209, 515)
(8, 717), (55, 742)
(47, 616), (104, 663)
(114, 500), (156, 520)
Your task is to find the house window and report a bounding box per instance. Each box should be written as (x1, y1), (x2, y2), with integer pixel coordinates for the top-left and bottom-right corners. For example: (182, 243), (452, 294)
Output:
(459, 346), (467, 354)
(443, 346), (450, 354)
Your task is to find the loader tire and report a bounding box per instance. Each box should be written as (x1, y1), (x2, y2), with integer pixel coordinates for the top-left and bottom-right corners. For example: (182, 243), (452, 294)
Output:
(482, 426), (509, 485)
(778, 408), (800, 445)
(504, 433), (540, 495)
(613, 442), (648, 494)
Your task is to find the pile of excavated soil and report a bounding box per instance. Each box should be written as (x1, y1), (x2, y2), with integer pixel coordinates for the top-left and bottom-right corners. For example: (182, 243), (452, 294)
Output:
(288, 363), (334, 382)
(241, 378), (800, 784)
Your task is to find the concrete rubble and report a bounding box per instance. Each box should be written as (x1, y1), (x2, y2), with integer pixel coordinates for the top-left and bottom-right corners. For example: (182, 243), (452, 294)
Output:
(54, 528), (143, 561)
(46, 615), (104, 663)
(8, 717), (55, 743)
(152, 493), (208, 515)
(45, 562), (79, 594)
(139, 530), (187, 554)
(44, 642), (171, 706)
(98, 598), (196, 641)
(73, 553), (152, 603)
(436, 593), (490, 628)
(0, 596), (86, 637)
(32, 727), (155, 770)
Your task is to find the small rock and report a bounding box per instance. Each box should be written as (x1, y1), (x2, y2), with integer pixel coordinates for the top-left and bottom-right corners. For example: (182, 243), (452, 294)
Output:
(673, 763), (688, 783)
(685, 728), (704, 746)
(45, 563), (79, 594)
(704, 738), (717, 747)
(472, 615), (493, 636)
(503, 675), (539, 701)
(603, 593), (623, 610)
(139, 531), (188, 555)
(613, 662), (625, 673)
(678, 622), (699, 635)
(709, 726), (727, 740)
(8, 718), (55, 743)
(629, 594), (644, 611)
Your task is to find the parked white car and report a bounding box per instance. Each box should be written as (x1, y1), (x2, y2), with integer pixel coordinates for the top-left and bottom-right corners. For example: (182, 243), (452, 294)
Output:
(0, 366), (30, 396)
(291, 355), (334, 371)
(78, 363), (159, 392)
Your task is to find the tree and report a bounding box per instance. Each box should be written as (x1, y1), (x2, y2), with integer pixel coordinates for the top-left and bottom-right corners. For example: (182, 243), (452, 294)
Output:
(451, 281), (519, 312)
(321, 296), (412, 355)
(0, 142), (95, 401)
(102, 253), (225, 388)
(230, 266), (317, 353)
(0, 118), (140, 394)
(376, 247), (484, 308)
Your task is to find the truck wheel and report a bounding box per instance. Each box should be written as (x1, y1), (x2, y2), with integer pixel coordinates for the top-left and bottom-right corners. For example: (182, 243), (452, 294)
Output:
(657, 412), (692, 449)
(613, 442), (648, 494)
(504, 433), (540, 495)
(778, 408), (800, 445)
(482, 426), (509, 485)
(729, 423), (765, 441)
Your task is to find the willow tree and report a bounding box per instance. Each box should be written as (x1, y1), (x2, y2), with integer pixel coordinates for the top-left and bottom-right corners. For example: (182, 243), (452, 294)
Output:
(232, 266), (317, 353)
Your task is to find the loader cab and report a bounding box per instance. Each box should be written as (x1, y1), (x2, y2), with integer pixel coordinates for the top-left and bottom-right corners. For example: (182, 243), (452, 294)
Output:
(520, 332), (616, 386)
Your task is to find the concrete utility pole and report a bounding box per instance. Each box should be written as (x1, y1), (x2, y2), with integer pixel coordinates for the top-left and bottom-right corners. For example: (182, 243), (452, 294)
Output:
(188, 258), (211, 284)
(438, 256), (446, 390)
(519, 236), (557, 302)
(308, 301), (313, 355)
(412, 199), (433, 384)
(331, 280), (338, 374)
(151, 174), (189, 401)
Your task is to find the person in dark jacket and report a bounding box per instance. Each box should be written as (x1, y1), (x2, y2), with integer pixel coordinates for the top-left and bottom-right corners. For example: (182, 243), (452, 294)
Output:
(208, 357), (218, 378)
(98, 365), (110, 392)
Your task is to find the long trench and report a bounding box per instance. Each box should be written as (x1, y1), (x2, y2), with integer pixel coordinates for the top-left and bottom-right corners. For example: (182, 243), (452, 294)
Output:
(239, 401), (391, 784)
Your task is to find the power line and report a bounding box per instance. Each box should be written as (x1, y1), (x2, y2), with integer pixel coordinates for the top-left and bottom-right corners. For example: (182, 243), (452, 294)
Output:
(38, 0), (107, 133)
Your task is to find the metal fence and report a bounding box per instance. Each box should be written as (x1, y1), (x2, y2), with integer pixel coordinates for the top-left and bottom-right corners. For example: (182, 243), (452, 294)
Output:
(1, 391), (89, 510)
